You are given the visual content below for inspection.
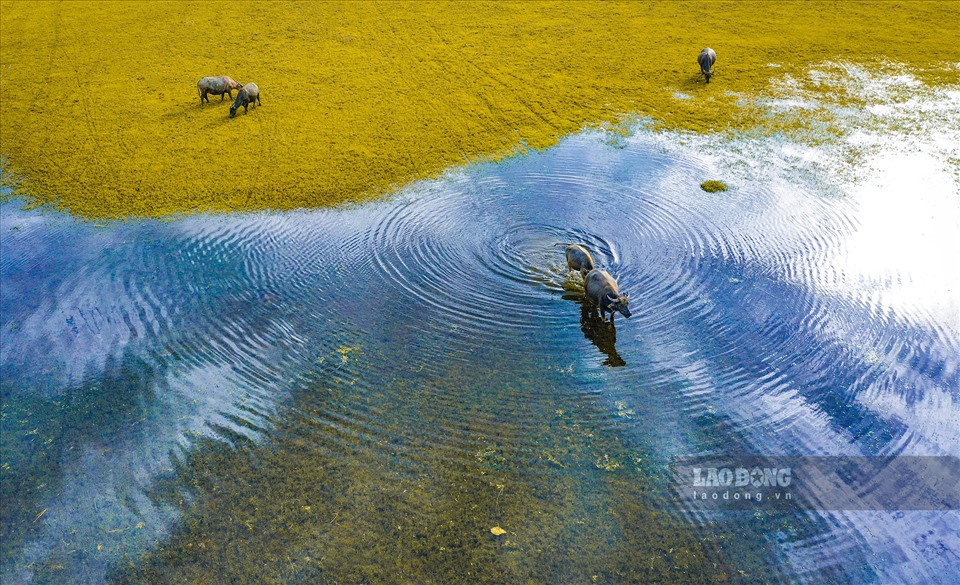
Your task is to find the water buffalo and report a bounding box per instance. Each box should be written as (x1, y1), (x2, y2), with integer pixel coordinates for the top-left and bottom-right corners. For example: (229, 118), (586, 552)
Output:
(564, 243), (596, 277)
(585, 269), (631, 323)
(698, 48), (717, 83)
(229, 83), (261, 118)
(197, 76), (243, 103)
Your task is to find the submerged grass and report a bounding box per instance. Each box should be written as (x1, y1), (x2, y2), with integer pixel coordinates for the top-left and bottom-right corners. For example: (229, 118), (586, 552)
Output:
(0, 1), (957, 218)
(104, 348), (786, 585)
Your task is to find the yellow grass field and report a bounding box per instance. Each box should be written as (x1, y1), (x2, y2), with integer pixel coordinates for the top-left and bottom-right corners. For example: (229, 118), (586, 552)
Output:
(1, 1), (957, 219)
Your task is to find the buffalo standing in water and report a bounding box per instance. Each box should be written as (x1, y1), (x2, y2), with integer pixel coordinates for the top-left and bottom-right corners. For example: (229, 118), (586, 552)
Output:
(698, 48), (717, 83)
(563, 243), (596, 278)
(197, 76), (243, 103)
(585, 269), (631, 323)
(230, 83), (261, 118)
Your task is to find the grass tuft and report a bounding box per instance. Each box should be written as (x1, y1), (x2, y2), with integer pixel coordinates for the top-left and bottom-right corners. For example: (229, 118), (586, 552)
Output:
(700, 180), (729, 193)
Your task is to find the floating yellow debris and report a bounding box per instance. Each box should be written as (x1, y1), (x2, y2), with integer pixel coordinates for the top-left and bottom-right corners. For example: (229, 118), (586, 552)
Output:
(336, 345), (362, 365)
(544, 452), (567, 468)
(490, 526), (507, 536)
(0, 2), (956, 218)
(595, 454), (623, 471)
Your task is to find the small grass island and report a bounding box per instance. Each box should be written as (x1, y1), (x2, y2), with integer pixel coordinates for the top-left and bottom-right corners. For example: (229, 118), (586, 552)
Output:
(700, 180), (729, 193)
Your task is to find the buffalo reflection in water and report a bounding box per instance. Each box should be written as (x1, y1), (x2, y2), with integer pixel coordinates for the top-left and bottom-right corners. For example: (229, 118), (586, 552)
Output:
(562, 292), (626, 367)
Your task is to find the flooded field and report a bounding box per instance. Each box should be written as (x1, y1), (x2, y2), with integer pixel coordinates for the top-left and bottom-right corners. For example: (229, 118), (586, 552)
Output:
(2, 65), (959, 583)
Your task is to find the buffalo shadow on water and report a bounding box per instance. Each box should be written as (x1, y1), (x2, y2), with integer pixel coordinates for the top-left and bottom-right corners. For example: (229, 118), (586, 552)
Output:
(562, 290), (626, 368)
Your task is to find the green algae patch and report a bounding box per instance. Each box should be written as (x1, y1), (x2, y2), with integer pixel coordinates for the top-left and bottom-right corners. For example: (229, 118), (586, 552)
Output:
(1, 1), (957, 219)
(700, 180), (729, 193)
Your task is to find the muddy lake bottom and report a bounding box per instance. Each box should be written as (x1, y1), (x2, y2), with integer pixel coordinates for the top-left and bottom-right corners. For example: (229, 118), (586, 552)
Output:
(2, 92), (959, 583)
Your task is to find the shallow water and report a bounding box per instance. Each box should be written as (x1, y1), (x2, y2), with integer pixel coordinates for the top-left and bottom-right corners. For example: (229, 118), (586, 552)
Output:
(2, 66), (959, 584)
